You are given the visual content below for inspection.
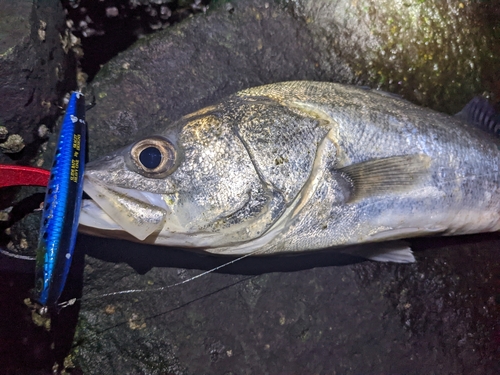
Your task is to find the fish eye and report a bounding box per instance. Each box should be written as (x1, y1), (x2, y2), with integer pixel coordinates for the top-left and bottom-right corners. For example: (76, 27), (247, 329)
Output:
(131, 136), (177, 177)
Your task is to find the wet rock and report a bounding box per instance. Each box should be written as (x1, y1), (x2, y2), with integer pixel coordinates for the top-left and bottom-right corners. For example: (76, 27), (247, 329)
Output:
(289, 0), (500, 113)
(83, 0), (350, 159)
(73, 235), (500, 374)
(0, 0), (77, 162)
(82, 0), (500, 161)
(72, 0), (500, 374)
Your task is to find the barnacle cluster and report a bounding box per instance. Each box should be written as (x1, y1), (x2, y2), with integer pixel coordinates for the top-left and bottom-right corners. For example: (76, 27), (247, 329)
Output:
(62, 0), (210, 80)
(63, 0), (209, 38)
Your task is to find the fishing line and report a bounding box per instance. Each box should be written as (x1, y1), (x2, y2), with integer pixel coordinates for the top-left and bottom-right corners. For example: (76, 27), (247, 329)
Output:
(0, 247), (36, 261)
(94, 251), (258, 298)
(56, 247), (266, 308)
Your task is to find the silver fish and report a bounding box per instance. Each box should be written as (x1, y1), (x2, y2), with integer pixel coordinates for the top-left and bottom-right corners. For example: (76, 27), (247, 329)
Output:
(79, 82), (500, 262)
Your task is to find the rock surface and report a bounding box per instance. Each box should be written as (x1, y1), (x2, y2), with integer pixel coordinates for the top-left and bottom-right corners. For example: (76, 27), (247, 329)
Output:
(71, 0), (500, 374)
(289, 0), (500, 113)
(0, 0), (76, 163)
(73, 235), (500, 374)
(82, 0), (352, 160)
(82, 0), (500, 160)
(1, 0), (499, 373)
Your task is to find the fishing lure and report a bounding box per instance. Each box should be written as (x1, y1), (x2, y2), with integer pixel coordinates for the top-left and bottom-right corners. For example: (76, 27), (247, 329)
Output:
(33, 91), (87, 311)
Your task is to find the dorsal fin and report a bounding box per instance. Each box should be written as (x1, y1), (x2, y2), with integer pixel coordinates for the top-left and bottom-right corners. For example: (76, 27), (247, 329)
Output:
(455, 96), (500, 137)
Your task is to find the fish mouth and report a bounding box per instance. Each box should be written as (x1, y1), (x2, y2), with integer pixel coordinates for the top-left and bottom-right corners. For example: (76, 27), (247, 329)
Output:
(79, 174), (169, 241)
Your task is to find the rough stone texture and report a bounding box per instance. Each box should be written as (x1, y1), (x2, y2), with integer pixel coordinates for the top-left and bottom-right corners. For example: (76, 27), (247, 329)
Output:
(0, 1), (77, 372)
(1, 0), (499, 373)
(82, 0), (354, 160)
(71, 234), (500, 374)
(69, 0), (500, 374)
(288, 0), (500, 113)
(82, 0), (500, 163)
(0, 0), (76, 163)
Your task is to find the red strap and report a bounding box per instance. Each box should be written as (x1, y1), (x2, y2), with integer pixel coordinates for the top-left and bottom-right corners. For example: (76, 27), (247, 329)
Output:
(0, 164), (50, 188)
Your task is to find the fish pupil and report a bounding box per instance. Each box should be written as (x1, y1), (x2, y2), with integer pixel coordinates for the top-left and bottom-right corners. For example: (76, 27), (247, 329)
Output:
(139, 147), (162, 169)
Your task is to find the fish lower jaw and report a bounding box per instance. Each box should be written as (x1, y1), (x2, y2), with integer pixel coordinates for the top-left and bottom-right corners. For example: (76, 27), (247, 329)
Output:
(78, 196), (241, 248)
(79, 199), (123, 231)
(81, 175), (170, 241)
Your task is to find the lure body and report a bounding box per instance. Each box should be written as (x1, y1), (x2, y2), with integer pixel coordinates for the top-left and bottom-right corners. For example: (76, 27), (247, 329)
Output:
(34, 92), (87, 307)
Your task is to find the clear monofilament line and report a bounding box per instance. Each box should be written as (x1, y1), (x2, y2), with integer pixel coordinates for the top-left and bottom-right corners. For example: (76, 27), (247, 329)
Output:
(0, 247), (36, 261)
(57, 248), (264, 308)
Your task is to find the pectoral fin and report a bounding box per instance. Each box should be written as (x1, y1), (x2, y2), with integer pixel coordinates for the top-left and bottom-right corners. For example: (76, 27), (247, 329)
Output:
(339, 154), (432, 202)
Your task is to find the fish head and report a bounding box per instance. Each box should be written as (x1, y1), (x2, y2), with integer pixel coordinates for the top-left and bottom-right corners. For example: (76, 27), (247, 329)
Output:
(80, 107), (287, 249)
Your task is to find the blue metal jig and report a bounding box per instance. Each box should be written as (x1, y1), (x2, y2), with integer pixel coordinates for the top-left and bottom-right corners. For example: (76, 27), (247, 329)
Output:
(33, 92), (87, 309)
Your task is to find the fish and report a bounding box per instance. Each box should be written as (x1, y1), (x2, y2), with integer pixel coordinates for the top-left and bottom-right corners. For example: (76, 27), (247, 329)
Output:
(79, 81), (500, 263)
(34, 91), (87, 309)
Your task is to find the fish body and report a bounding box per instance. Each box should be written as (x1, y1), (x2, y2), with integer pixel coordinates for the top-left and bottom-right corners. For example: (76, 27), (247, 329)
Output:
(80, 82), (500, 260)
(34, 92), (87, 307)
